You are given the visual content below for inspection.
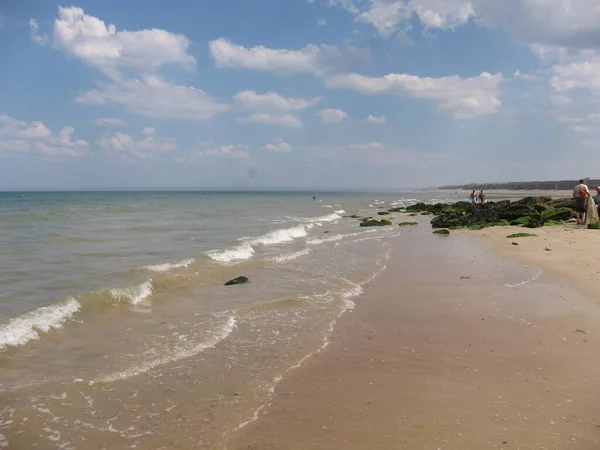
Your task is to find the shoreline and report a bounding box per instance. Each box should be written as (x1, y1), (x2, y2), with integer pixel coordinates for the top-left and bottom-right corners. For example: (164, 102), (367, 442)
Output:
(227, 220), (600, 449)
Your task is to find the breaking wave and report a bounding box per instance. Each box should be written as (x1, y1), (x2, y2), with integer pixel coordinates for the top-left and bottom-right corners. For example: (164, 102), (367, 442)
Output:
(0, 298), (81, 351)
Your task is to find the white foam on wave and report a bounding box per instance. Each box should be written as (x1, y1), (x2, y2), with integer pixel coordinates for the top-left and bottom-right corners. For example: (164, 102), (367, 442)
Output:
(505, 268), (543, 288)
(207, 242), (255, 263)
(0, 298), (80, 351)
(322, 205), (333, 208)
(270, 248), (311, 263)
(335, 209), (346, 214)
(248, 224), (311, 246)
(143, 258), (195, 272)
(307, 229), (377, 245)
(108, 280), (153, 305)
(94, 316), (236, 383)
(295, 212), (342, 223)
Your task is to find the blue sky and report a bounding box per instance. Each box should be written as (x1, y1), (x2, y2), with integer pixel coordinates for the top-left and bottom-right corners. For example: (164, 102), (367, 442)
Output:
(1, 0), (599, 189)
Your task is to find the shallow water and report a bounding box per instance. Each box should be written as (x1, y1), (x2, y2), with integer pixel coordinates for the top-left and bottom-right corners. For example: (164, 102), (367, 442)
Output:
(0, 190), (476, 448)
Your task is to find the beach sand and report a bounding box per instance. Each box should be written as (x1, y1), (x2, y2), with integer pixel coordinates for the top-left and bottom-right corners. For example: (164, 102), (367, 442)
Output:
(227, 223), (600, 449)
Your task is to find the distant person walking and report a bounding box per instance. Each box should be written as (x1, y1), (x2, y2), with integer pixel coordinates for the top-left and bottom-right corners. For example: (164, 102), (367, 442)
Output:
(313, 193), (317, 201)
(478, 190), (486, 204)
(470, 190), (477, 203)
(573, 178), (590, 225)
(595, 186), (600, 218)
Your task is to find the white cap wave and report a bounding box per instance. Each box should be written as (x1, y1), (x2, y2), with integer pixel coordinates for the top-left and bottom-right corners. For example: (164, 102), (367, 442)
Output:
(0, 298), (80, 351)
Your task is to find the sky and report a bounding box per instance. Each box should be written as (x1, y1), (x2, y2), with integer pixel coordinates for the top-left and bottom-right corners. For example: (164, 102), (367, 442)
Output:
(1, 0), (599, 190)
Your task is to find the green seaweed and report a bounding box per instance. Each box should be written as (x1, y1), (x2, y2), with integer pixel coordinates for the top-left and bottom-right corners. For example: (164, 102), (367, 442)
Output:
(506, 233), (537, 238)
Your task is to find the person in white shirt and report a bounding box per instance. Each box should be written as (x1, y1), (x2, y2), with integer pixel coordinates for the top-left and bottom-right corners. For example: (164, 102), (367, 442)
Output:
(573, 178), (590, 225)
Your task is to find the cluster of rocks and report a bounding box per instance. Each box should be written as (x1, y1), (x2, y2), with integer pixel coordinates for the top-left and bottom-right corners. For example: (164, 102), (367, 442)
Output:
(405, 196), (575, 229)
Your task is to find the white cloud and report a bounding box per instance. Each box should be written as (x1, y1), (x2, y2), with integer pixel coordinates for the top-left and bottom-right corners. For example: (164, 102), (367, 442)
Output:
(265, 138), (292, 153)
(349, 142), (383, 150)
(0, 115), (88, 157)
(93, 117), (127, 127)
(29, 19), (48, 44)
(234, 91), (320, 112)
(570, 125), (592, 133)
(513, 70), (536, 81)
(209, 38), (370, 76)
(198, 145), (251, 160)
(326, 71), (503, 118)
(549, 94), (573, 106)
(75, 75), (228, 120)
(318, 108), (348, 123)
(97, 129), (177, 159)
(36, 7), (227, 122)
(366, 114), (386, 123)
(51, 6), (195, 75)
(238, 113), (303, 128)
(551, 56), (600, 93)
(318, 17), (328, 26)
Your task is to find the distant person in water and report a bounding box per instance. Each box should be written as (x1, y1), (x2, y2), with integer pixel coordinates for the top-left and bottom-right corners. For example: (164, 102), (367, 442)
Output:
(478, 190), (486, 204)
(573, 178), (590, 225)
(469, 190), (477, 203)
(313, 194), (317, 201)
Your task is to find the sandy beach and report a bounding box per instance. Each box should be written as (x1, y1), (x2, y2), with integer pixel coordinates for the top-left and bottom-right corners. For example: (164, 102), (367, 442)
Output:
(228, 221), (600, 449)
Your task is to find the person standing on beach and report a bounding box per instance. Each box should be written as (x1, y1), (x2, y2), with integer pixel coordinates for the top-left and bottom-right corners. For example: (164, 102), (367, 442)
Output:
(595, 186), (600, 218)
(470, 190), (476, 203)
(573, 178), (590, 225)
(478, 190), (486, 204)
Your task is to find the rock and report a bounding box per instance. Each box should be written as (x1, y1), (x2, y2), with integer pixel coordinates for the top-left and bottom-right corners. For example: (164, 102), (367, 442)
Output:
(512, 242), (519, 246)
(360, 219), (392, 227)
(506, 233), (537, 238)
(388, 207), (406, 213)
(544, 247), (551, 251)
(377, 211), (391, 216)
(344, 214), (361, 219)
(588, 223), (600, 230)
(541, 207), (573, 222)
(224, 276), (249, 286)
(433, 229), (450, 235)
(398, 222), (418, 226)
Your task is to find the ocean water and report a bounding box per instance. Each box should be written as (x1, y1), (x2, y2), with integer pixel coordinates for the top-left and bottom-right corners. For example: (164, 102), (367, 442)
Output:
(0, 190), (465, 449)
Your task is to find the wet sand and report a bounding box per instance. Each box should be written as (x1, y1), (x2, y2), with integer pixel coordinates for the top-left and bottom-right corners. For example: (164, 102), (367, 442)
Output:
(228, 224), (600, 449)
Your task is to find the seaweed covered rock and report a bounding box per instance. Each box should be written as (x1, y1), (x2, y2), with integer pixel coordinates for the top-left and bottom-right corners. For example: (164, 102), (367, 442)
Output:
(429, 196), (574, 229)
(225, 276), (249, 286)
(377, 211), (391, 216)
(433, 229), (450, 235)
(398, 222), (418, 226)
(360, 219), (392, 227)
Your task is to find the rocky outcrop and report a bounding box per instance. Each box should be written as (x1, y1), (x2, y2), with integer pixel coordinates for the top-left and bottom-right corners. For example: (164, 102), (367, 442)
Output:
(407, 197), (575, 229)
(360, 219), (392, 227)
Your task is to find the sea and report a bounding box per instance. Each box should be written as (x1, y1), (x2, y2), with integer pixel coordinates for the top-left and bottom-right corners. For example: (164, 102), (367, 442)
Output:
(0, 189), (473, 449)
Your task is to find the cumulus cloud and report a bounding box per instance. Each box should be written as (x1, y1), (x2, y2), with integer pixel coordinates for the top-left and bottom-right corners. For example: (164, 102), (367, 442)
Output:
(209, 38), (370, 76)
(197, 145), (251, 160)
(238, 113), (303, 128)
(75, 75), (228, 120)
(51, 6), (195, 75)
(93, 117), (127, 127)
(0, 115), (88, 157)
(265, 138), (292, 153)
(96, 128), (177, 159)
(349, 142), (383, 150)
(33, 7), (227, 121)
(326, 71), (503, 118)
(366, 114), (386, 123)
(234, 91), (320, 112)
(318, 108), (349, 122)
(29, 19), (48, 44)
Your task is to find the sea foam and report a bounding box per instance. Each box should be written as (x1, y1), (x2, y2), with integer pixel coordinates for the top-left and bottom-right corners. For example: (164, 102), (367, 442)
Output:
(108, 280), (153, 305)
(0, 298), (81, 351)
(207, 242), (255, 263)
(94, 315), (236, 383)
(143, 258), (195, 272)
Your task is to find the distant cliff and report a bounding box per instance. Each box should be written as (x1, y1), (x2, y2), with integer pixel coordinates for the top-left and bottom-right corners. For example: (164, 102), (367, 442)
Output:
(439, 180), (600, 191)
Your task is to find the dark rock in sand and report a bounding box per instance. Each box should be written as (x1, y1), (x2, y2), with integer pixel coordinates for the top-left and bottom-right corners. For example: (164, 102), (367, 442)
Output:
(377, 211), (391, 216)
(360, 219), (392, 227)
(398, 222), (418, 226)
(423, 196), (574, 230)
(588, 223), (600, 230)
(225, 276), (249, 286)
(433, 229), (450, 235)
